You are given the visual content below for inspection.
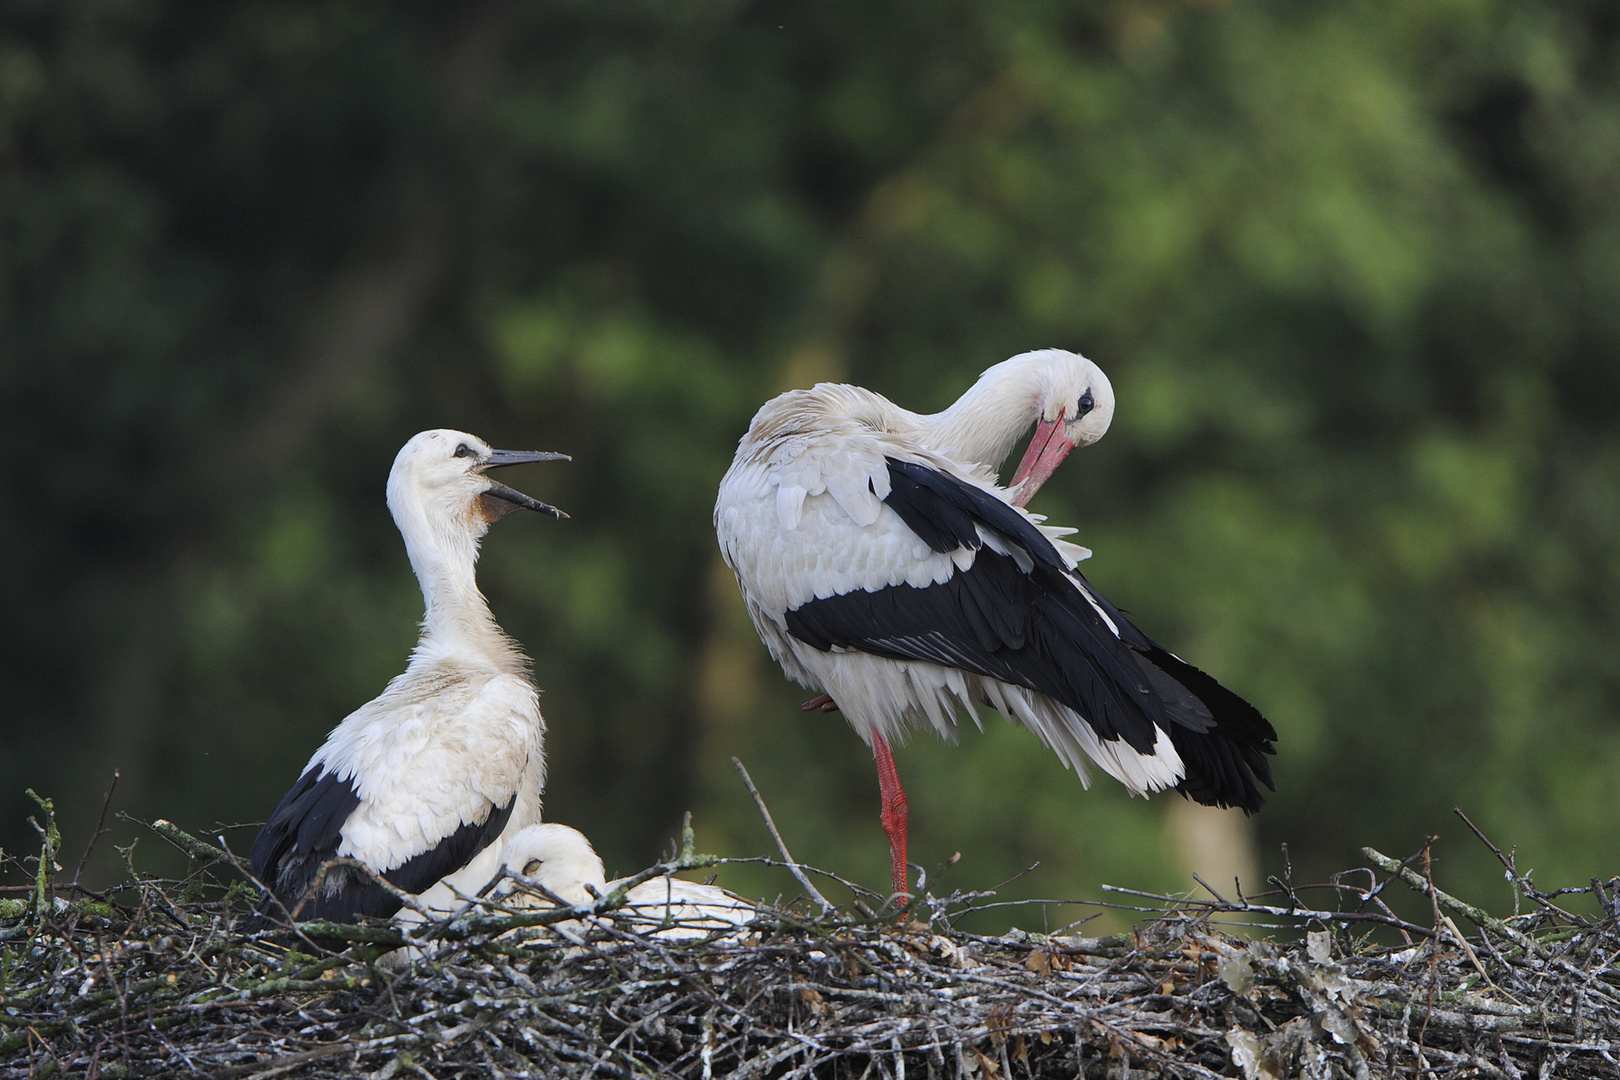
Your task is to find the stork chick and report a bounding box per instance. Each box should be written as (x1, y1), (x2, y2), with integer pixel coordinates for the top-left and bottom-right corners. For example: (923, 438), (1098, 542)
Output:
(487, 823), (756, 940)
(249, 429), (568, 925)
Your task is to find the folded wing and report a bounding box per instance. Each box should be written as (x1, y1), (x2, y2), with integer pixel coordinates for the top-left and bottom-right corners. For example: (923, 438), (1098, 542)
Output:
(779, 456), (1276, 810)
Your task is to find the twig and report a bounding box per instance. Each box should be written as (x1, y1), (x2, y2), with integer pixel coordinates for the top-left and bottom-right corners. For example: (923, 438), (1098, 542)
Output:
(1363, 847), (1546, 958)
(1420, 839), (1441, 1054)
(1455, 808), (1589, 928)
(731, 757), (834, 915)
(1099, 883), (1439, 941)
(145, 818), (232, 866)
(72, 771), (120, 887)
(1191, 874), (1228, 904)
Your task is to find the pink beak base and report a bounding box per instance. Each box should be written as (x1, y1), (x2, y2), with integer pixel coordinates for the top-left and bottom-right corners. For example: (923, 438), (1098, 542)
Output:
(1008, 412), (1074, 508)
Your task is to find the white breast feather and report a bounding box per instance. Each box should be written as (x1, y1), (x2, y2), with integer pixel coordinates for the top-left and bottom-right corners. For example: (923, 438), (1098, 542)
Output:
(313, 669), (542, 872)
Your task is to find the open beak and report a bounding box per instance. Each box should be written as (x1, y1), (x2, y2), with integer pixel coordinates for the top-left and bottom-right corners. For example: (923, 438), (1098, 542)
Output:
(481, 448), (571, 519)
(1008, 410), (1074, 509)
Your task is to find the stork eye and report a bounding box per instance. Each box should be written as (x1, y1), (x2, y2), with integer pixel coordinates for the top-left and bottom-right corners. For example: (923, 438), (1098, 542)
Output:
(454, 443), (474, 459)
(1078, 390), (1095, 415)
(523, 859), (543, 876)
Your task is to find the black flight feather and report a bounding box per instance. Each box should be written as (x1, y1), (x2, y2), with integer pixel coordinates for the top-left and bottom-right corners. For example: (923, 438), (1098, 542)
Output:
(784, 458), (1277, 811)
(249, 766), (515, 925)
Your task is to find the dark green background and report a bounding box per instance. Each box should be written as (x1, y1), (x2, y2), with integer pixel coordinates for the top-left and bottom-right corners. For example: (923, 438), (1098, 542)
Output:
(4, 0), (1618, 926)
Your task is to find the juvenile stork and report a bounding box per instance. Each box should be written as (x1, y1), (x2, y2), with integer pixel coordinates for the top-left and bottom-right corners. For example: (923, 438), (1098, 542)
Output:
(249, 429), (568, 924)
(487, 823), (757, 939)
(714, 349), (1277, 897)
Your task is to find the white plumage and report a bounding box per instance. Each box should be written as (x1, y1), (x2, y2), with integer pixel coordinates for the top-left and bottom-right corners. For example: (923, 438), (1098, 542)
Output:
(488, 823), (756, 940)
(714, 350), (1276, 896)
(250, 429), (568, 925)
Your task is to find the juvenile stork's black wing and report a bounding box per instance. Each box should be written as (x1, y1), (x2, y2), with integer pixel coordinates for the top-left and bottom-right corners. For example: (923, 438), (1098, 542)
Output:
(784, 457), (1276, 810)
(248, 766), (514, 925)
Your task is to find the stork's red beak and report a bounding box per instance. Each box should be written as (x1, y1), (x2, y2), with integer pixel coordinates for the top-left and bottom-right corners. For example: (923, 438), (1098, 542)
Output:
(1008, 409), (1073, 508)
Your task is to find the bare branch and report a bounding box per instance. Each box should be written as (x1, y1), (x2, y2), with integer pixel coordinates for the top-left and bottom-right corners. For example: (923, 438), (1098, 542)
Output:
(731, 757), (834, 915)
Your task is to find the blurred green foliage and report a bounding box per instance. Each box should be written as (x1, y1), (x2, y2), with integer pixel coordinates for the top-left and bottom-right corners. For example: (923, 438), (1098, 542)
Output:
(2, 0), (1618, 927)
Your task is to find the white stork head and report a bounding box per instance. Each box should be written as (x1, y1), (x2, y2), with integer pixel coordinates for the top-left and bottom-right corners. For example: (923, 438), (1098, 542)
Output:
(910, 349), (1113, 502)
(385, 429), (569, 627)
(387, 429), (568, 531)
(1000, 349), (1115, 501)
(494, 823), (607, 907)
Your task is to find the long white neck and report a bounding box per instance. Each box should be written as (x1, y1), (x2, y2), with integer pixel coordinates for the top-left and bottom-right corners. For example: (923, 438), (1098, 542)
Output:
(916, 356), (1049, 470)
(392, 496), (515, 668)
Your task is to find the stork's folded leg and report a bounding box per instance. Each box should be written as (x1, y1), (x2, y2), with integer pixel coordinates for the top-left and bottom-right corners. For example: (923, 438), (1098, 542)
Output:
(871, 732), (910, 897)
(801, 694), (839, 712)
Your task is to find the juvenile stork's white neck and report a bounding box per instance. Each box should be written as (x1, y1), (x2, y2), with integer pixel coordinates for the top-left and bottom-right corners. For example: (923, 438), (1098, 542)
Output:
(393, 495), (511, 665)
(378, 429), (567, 670)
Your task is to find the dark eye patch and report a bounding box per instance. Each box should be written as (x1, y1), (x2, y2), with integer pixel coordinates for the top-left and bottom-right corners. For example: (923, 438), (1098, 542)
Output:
(455, 443), (473, 458)
(1078, 390), (1095, 415)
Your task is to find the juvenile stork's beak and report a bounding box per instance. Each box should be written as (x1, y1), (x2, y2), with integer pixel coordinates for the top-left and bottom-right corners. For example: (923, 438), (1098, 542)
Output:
(480, 449), (571, 519)
(1008, 409), (1074, 509)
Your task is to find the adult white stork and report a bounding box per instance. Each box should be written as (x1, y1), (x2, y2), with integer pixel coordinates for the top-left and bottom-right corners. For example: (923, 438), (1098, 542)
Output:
(714, 349), (1277, 897)
(486, 823), (757, 939)
(249, 429), (568, 925)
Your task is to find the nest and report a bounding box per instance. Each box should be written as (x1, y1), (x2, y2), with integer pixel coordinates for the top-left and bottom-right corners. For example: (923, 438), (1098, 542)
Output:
(2, 793), (1618, 1079)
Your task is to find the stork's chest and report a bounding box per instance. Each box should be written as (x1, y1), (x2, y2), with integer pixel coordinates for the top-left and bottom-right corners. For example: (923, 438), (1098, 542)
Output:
(320, 668), (541, 780)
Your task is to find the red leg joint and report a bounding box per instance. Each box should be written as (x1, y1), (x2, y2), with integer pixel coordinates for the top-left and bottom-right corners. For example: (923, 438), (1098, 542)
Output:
(871, 732), (910, 897)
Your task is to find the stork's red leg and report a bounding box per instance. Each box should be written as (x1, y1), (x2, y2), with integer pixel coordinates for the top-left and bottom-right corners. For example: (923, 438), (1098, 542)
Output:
(801, 694), (839, 712)
(871, 732), (910, 897)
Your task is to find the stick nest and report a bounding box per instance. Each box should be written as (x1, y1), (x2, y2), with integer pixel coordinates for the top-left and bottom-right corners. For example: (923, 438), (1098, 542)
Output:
(2, 811), (1618, 1079)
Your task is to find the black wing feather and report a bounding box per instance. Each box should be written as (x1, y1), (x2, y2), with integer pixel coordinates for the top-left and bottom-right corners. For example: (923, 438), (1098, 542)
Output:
(784, 457), (1277, 811)
(249, 766), (515, 924)
(884, 459), (1066, 570)
(789, 550), (1163, 749)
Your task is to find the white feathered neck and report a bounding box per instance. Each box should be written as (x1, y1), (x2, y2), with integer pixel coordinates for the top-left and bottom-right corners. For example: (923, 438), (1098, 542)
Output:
(386, 453), (527, 675)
